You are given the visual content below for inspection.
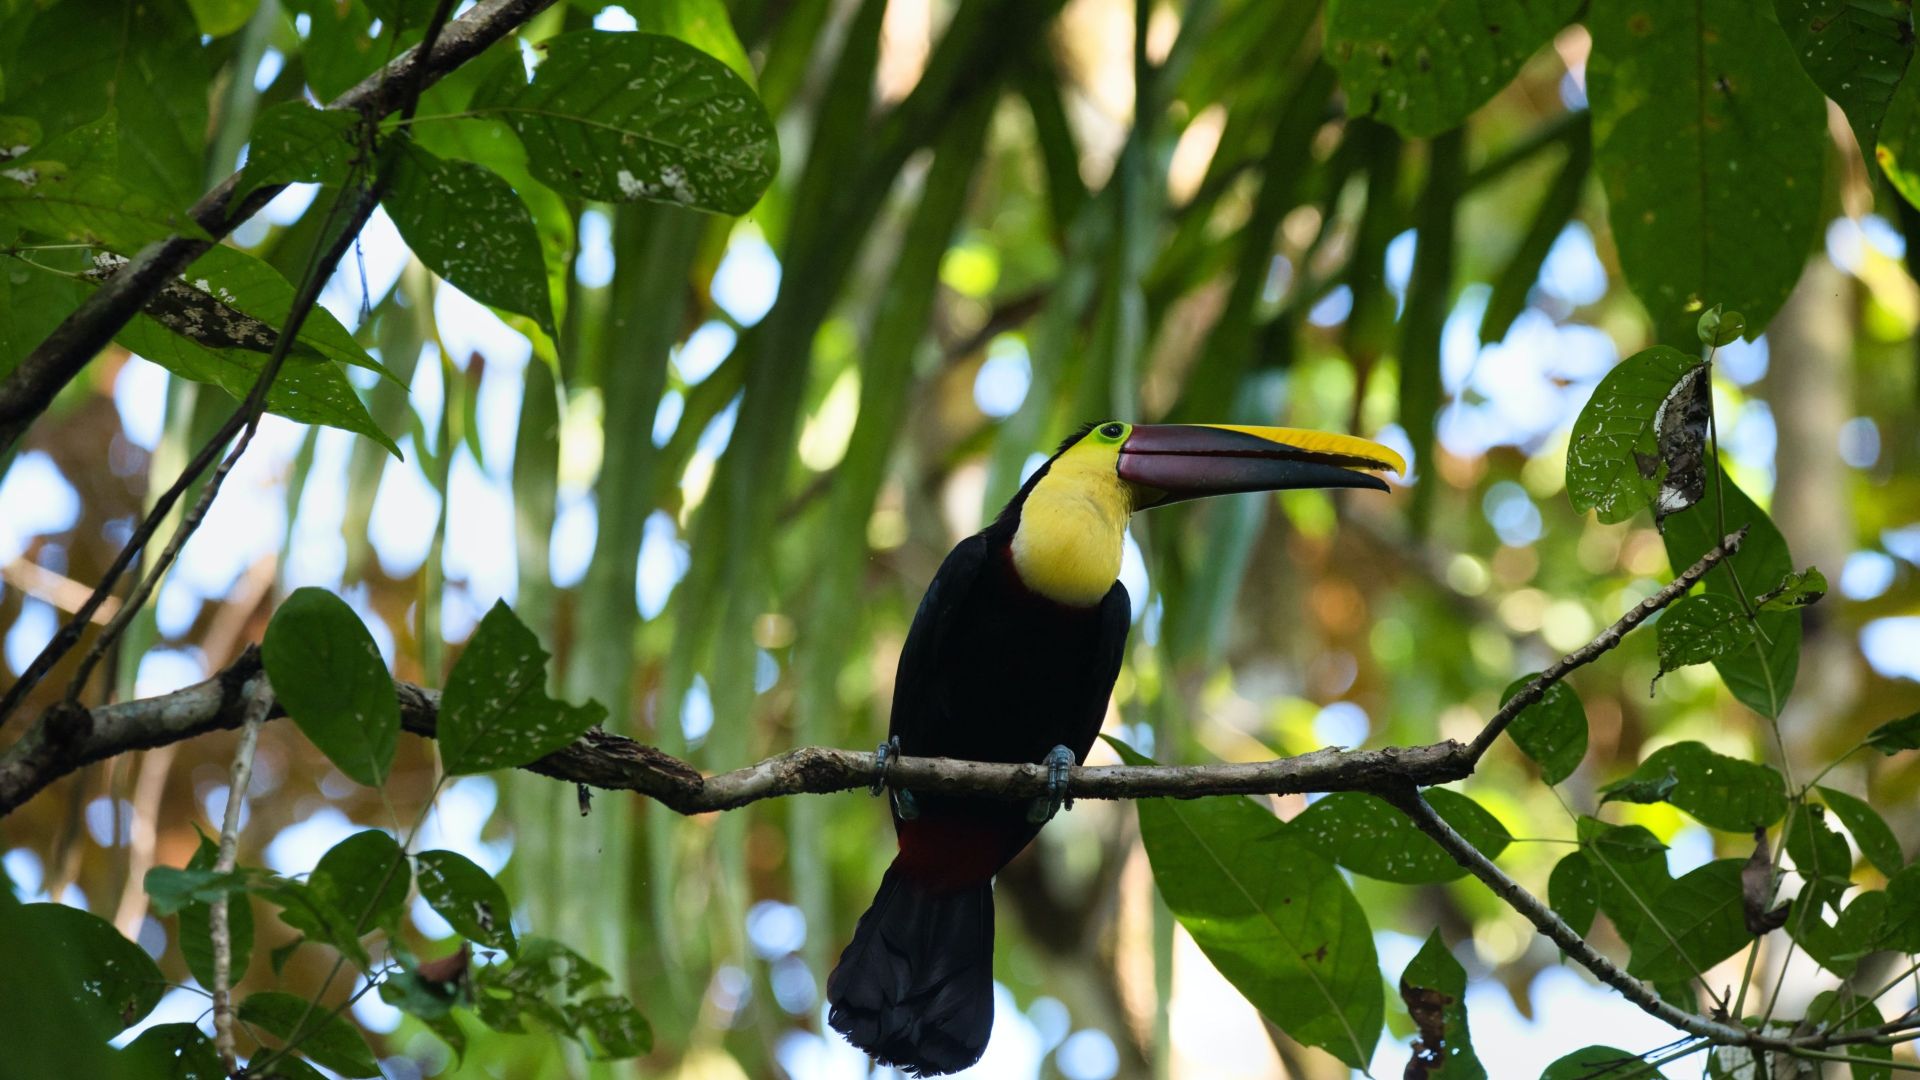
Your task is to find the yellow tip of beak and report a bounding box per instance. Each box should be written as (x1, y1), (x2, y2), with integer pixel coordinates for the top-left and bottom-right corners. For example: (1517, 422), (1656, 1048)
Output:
(1201, 425), (1408, 476)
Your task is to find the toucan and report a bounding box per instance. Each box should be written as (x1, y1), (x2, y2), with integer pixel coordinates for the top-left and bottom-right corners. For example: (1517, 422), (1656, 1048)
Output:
(824, 421), (1404, 1076)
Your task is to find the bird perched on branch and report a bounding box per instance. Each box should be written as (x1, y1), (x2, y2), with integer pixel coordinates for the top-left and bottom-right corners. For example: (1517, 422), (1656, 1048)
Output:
(825, 421), (1404, 1075)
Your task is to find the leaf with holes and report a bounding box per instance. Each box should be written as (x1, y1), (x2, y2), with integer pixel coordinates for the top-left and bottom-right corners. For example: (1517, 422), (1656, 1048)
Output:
(1600, 741), (1787, 832)
(262, 587), (400, 786)
(1655, 594), (1755, 689)
(1587, 0), (1827, 343)
(1500, 676), (1587, 784)
(1775, 0), (1912, 155)
(1661, 476), (1801, 717)
(1112, 738), (1382, 1067)
(1325, 0), (1582, 138)
(384, 139), (556, 339)
(572, 995), (653, 1058)
(438, 601), (606, 774)
(238, 991), (380, 1077)
(1567, 346), (1698, 524)
(1399, 931), (1485, 1079)
(1757, 566), (1827, 612)
(470, 30), (779, 214)
(416, 850), (518, 954)
(1289, 788), (1511, 884)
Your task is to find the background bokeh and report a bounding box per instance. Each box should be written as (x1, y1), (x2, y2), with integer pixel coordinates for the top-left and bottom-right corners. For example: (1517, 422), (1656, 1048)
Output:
(4, 0), (1920, 1076)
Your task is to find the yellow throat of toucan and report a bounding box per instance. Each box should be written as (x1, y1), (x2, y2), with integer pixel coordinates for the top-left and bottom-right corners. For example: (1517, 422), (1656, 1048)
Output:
(1010, 425), (1132, 607)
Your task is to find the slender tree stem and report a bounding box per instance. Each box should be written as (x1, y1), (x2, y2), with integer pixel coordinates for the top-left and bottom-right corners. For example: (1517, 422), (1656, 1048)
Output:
(210, 680), (271, 1073)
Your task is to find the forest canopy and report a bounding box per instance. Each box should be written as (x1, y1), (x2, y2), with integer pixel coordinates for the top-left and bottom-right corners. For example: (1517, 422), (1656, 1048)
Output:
(1, 0), (1919, 1077)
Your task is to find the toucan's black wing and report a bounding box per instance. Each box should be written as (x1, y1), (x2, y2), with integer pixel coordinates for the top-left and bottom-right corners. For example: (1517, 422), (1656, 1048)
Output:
(1070, 580), (1132, 754)
(888, 533), (991, 749)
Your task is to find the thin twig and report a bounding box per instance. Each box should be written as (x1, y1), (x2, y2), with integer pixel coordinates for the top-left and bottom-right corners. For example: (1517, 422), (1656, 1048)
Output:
(210, 679), (271, 1073)
(1467, 527), (1747, 764)
(0, 0), (558, 454)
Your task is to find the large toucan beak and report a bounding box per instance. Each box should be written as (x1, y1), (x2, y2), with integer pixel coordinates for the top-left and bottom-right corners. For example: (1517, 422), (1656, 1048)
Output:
(1117, 424), (1407, 509)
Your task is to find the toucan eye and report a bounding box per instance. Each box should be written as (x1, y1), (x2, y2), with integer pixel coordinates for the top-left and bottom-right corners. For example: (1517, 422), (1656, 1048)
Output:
(1100, 423), (1125, 439)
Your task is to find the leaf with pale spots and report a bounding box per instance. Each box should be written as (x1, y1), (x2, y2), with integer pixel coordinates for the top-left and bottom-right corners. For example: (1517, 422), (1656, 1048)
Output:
(1600, 741), (1787, 832)
(416, 849), (518, 955)
(1500, 676), (1587, 784)
(1288, 788), (1511, 884)
(1567, 346), (1698, 524)
(469, 30), (779, 214)
(262, 587), (401, 787)
(1757, 566), (1827, 612)
(24, 901), (165, 1037)
(384, 139), (557, 340)
(1661, 475), (1800, 717)
(438, 600), (607, 774)
(236, 102), (366, 200)
(1654, 593), (1754, 689)
(572, 995), (653, 1058)
(1109, 738), (1382, 1068)
(1774, 0), (1912, 158)
(1625, 858), (1751, 981)
(1587, 0), (1828, 343)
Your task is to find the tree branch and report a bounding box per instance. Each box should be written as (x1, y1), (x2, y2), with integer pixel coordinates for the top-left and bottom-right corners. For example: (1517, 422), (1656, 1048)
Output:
(0, 0), (558, 454)
(1467, 527), (1747, 764)
(0, 646), (1475, 818)
(210, 680), (269, 1074)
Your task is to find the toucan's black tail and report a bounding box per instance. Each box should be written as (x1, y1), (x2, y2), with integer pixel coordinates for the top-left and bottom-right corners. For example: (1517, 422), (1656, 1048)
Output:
(825, 860), (995, 1076)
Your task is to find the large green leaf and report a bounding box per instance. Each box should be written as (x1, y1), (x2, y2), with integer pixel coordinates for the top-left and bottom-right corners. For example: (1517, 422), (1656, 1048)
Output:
(121, 1022), (225, 1078)
(469, 30), (779, 214)
(1655, 594), (1756, 686)
(1626, 859), (1752, 981)
(236, 103), (365, 200)
(1880, 64), (1920, 208)
(1398, 931), (1485, 1079)
(1660, 476), (1801, 717)
(1325, 0), (1581, 137)
(438, 601), (606, 775)
(310, 830), (410, 935)
(1566, 346), (1698, 524)
(1500, 675), (1587, 784)
(238, 991), (380, 1078)
(261, 587), (401, 787)
(1879, 863), (1920, 952)
(1816, 786), (1902, 878)
(21, 902), (165, 1037)
(1579, 818), (1675, 945)
(415, 850), (518, 954)
(1543, 1046), (1665, 1078)
(384, 140), (556, 339)
(1548, 851), (1598, 938)
(0, 116), (207, 246)
(1112, 740), (1381, 1067)
(1, 247), (88, 379)
(1288, 788), (1511, 884)
(1791, 888), (1886, 977)
(1587, 0), (1828, 342)
(1774, 0), (1912, 155)
(636, 0), (755, 85)
(571, 995), (653, 1058)
(1600, 741), (1787, 831)
(6, 0), (209, 207)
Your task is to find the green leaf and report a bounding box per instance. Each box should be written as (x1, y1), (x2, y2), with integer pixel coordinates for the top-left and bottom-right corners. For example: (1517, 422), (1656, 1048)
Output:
(1807, 991), (1892, 1080)
(1786, 801), (1855, 904)
(1655, 594), (1755, 687)
(184, 0), (259, 36)
(571, 995), (653, 1058)
(237, 991), (381, 1078)
(1, 248), (88, 379)
(1288, 788), (1511, 884)
(1587, 0), (1828, 342)
(177, 834), (252, 989)
(121, 1022), (225, 1079)
(252, 1056), (330, 1080)
(1696, 304), (1748, 347)
(438, 601), (606, 774)
(1543, 1046), (1665, 1079)
(1111, 738), (1382, 1068)
(1549, 851), (1599, 938)
(384, 140), (557, 339)
(143, 866), (253, 915)
(636, 0), (756, 85)
(22, 902), (165, 1036)
(261, 587), (400, 786)
(7, 0), (209, 207)
(1579, 819), (1675, 944)
(1878, 863), (1920, 952)
(1598, 766), (1678, 807)
(1775, 0), (1912, 154)
(1661, 475), (1801, 717)
(1566, 346), (1699, 523)
(470, 30), (780, 214)
(380, 975), (468, 1060)
(1791, 888), (1887, 977)
(1817, 786), (1903, 878)
(1398, 931), (1485, 1079)
(1625, 859), (1752, 981)
(237, 103), (365, 200)
(257, 878), (369, 969)
(1324, 0), (1581, 138)
(1600, 741), (1787, 832)
(1577, 816), (1669, 861)
(1500, 675), (1587, 784)
(415, 850), (518, 954)
(282, 0), (391, 101)
(0, 116), (209, 246)
(1865, 712), (1920, 754)
(310, 830), (410, 935)
(1756, 566), (1827, 611)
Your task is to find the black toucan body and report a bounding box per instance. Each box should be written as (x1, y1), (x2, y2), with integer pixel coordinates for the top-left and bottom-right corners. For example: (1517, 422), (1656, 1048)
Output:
(825, 421), (1403, 1076)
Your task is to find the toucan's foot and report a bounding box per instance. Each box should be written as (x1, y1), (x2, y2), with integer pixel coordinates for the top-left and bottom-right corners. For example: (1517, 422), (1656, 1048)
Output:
(869, 736), (902, 797)
(1027, 745), (1077, 824)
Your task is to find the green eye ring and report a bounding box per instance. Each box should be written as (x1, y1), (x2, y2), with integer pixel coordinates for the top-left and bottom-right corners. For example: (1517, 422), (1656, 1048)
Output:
(1097, 422), (1128, 441)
